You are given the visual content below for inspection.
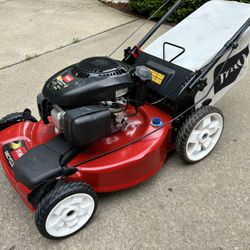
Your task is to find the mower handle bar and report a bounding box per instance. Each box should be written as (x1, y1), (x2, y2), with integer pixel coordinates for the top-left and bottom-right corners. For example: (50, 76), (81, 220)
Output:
(137, 0), (183, 48)
(123, 0), (182, 64)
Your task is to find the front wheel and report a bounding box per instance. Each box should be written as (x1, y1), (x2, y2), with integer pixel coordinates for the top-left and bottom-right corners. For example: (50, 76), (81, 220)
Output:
(176, 106), (224, 164)
(35, 181), (98, 240)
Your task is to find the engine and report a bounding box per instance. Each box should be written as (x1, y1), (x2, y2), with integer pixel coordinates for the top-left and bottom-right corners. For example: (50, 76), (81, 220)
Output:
(37, 56), (151, 147)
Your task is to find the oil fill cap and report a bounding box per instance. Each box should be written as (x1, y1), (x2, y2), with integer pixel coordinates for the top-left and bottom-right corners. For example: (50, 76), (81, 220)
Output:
(151, 117), (163, 127)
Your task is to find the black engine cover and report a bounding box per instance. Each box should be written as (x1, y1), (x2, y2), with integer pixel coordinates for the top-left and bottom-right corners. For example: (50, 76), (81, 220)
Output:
(63, 105), (112, 147)
(42, 57), (134, 107)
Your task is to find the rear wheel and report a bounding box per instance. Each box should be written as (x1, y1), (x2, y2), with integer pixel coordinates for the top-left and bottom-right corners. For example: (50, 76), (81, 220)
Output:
(0, 110), (37, 131)
(176, 106), (224, 163)
(35, 181), (98, 240)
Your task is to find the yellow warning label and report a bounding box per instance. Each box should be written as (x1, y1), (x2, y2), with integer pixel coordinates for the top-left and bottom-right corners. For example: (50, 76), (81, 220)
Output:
(57, 76), (63, 81)
(147, 68), (165, 85)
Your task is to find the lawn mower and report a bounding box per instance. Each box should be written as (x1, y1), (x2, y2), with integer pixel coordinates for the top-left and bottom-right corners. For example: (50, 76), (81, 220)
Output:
(0, 0), (249, 239)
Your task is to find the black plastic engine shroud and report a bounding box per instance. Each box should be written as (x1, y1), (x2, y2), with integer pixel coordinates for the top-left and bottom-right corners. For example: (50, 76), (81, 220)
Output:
(42, 57), (135, 108)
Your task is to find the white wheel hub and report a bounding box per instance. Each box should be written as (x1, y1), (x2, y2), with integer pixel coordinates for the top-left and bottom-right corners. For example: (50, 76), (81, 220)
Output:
(186, 112), (223, 162)
(45, 193), (95, 238)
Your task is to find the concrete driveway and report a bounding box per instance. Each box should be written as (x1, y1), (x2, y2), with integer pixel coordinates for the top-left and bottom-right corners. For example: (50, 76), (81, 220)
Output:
(0, 0), (137, 69)
(0, 1), (249, 249)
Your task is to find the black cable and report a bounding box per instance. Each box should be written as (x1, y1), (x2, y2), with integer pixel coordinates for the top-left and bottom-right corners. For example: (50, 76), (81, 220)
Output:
(126, 78), (184, 106)
(147, 83), (183, 105)
(108, 0), (170, 58)
(70, 46), (235, 168)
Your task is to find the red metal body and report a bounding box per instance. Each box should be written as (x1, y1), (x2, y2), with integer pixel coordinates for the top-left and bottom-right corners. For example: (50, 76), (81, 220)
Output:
(0, 105), (173, 211)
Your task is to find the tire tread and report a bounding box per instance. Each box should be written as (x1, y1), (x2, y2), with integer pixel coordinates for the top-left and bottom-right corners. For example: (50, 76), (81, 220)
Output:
(35, 181), (97, 240)
(175, 106), (224, 164)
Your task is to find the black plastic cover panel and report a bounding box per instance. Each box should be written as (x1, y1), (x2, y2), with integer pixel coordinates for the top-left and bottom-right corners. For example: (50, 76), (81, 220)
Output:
(63, 105), (112, 147)
(14, 145), (62, 189)
(134, 52), (193, 103)
(13, 135), (75, 189)
(42, 58), (135, 107)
